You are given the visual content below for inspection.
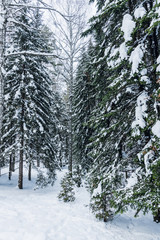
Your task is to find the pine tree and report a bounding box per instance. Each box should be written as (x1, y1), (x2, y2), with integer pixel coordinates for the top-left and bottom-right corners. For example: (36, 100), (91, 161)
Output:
(73, 43), (96, 173)
(82, 0), (160, 222)
(83, 0), (131, 221)
(1, 0), (57, 188)
(51, 89), (69, 168)
(114, 0), (160, 222)
(58, 172), (75, 202)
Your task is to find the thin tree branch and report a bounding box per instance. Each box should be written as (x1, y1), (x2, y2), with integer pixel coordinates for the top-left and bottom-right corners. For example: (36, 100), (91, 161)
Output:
(4, 51), (65, 59)
(8, 3), (70, 21)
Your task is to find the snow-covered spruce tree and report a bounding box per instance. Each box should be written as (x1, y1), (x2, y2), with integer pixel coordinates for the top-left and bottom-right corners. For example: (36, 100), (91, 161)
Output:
(0, 0), (5, 132)
(84, 0), (160, 222)
(73, 42), (96, 173)
(40, 24), (69, 170)
(113, 0), (160, 223)
(51, 89), (69, 168)
(1, 0), (57, 188)
(0, 0), (11, 171)
(58, 172), (75, 202)
(83, 0), (133, 222)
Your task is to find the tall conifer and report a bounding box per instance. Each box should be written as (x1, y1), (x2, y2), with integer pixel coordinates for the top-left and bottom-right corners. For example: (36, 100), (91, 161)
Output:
(1, 0), (57, 188)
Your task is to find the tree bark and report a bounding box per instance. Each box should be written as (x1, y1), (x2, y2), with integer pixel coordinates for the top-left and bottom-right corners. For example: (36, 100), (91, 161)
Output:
(37, 159), (40, 167)
(28, 163), (31, 181)
(8, 155), (12, 180)
(18, 90), (25, 189)
(12, 153), (15, 172)
(18, 143), (24, 189)
(68, 15), (74, 176)
(154, 208), (160, 223)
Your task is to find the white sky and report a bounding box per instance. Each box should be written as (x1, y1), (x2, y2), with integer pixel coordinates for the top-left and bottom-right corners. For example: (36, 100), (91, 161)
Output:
(41, 0), (96, 94)
(43, 0), (96, 30)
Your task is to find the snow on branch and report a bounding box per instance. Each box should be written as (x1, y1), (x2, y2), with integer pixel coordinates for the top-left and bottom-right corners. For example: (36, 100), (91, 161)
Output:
(4, 51), (64, 59)
(8, 3), (70, 21)
(8, 18), (38, 31)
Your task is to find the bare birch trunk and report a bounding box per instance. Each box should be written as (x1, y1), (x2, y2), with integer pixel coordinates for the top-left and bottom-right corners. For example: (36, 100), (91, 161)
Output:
(68, 15), (73, 175)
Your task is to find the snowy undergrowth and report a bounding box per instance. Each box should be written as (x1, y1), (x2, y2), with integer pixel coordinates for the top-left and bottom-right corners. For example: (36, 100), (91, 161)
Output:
(0, 168), (160, 240)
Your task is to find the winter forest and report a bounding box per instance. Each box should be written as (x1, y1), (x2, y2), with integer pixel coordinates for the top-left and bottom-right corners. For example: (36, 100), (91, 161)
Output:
(0, 0), (160, 239)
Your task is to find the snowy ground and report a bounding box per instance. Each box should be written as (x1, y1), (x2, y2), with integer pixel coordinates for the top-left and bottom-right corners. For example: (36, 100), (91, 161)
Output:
(0, 167), (160, 240)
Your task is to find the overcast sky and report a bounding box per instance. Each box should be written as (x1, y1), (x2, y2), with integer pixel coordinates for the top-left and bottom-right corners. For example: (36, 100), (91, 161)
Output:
(43, 0), (96, 30)
(41, 0), (96, 93)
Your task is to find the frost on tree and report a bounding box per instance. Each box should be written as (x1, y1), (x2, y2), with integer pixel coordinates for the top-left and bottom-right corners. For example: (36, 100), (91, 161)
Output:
(80, 0), (160, 222)
(1, 0), (57, 188)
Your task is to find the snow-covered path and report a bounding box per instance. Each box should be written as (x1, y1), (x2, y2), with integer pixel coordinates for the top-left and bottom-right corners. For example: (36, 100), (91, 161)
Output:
(0, 169), (160, 240)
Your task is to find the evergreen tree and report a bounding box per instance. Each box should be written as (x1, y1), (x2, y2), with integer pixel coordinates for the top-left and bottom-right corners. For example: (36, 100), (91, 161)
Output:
(73, 42), (95, 172)
(82, 0), (160, 222)
(58, 172), (75, 202)
(1, 0), (57, 188)
(51, 89), (69, 168)
(84, 0), (131, 221)
(114, 0), (160, 222)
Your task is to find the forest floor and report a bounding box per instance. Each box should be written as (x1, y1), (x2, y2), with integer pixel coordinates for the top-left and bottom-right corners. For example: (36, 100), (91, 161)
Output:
(0, 167), (160, 240)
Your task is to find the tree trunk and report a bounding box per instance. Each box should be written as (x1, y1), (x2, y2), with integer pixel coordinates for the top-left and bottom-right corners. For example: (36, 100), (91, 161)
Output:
(12, 153), (15, 172)
(154, 209), (160, 223)
(68, 17), (73, 176)
(18, 89), (25, 189)
(8, 155), (12, 180)
(37, 159), (40, 167)
(18, 145), (23, 189)
(28, 163), (31, 181)
(128, 0), (132, 14)
(68, 106), (73, 174)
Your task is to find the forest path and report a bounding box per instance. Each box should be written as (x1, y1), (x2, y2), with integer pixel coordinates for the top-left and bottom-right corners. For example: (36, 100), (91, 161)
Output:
(0, 168), (160, 240)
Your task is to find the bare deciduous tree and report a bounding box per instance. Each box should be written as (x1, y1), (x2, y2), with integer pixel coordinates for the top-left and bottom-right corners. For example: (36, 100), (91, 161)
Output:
(50, 0), (87, 174)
